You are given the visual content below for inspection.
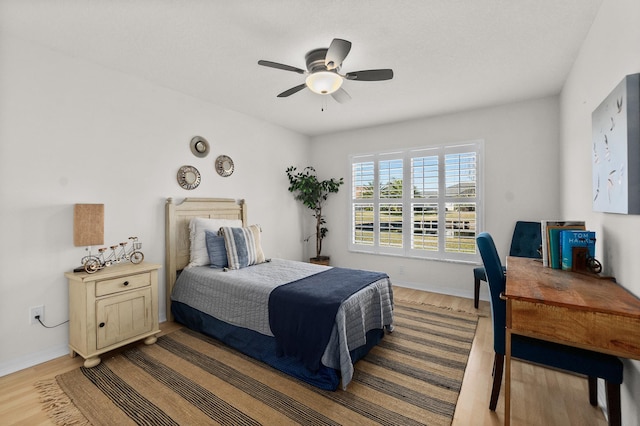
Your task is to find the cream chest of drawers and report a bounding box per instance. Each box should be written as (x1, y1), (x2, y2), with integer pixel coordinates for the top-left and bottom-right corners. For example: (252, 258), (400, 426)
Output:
(65, 262), (161, 367)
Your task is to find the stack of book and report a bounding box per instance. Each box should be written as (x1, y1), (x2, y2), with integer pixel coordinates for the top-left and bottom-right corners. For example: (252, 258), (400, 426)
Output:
(540, 220), (596, 270)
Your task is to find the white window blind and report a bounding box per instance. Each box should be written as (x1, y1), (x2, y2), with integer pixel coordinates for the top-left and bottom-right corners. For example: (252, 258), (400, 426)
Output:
(349, 141), (483, 262)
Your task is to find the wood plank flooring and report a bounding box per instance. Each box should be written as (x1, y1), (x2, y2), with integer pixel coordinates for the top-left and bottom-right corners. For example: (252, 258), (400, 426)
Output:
(399, 288), (608, 426)
(0, 287), (607, 425)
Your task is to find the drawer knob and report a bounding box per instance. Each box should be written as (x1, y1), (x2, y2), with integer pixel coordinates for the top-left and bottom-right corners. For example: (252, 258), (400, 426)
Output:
(99, 322), (105, 328)
(123, 281), (129, 286)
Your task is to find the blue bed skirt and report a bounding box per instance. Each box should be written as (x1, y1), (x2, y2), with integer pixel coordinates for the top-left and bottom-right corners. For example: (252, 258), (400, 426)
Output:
(171, 301), (384, 391)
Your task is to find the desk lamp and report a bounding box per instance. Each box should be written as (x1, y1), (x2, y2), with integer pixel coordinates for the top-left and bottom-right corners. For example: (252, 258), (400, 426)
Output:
(73, 204), (104, 272)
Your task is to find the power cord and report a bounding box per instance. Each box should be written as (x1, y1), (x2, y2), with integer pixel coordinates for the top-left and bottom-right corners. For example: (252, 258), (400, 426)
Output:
(35, 315), (69, 329)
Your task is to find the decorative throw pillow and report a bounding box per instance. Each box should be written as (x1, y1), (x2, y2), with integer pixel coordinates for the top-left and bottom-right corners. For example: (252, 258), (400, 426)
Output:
(205, 230), (228, 268)
(188, 217), (242, 267)
(219, 224), (266, 270)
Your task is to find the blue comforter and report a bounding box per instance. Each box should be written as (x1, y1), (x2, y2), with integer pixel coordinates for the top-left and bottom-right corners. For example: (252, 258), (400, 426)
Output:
(268, 267), (388, 371)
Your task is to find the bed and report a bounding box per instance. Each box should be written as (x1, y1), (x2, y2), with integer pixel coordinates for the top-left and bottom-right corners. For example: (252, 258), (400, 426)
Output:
(165, 197), (394, 390)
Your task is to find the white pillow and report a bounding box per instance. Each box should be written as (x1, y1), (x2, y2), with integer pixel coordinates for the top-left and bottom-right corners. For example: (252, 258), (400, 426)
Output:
(188, 217), (242, 267)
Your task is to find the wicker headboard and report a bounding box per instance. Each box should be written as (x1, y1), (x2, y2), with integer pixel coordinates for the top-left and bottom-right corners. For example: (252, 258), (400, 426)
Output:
(165, 197), (246, 320)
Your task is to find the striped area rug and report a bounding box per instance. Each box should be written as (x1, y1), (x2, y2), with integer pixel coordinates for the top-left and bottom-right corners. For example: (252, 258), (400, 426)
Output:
(37, 301), (478, 425)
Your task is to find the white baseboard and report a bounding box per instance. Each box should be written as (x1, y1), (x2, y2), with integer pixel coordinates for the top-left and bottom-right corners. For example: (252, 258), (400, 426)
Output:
(392, 279), (488, 302)
(1, 314), (169, 378)
(0, 343), (69, 377)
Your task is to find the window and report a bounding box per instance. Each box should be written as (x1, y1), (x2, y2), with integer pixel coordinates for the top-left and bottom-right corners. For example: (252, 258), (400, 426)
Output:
(349, 141), (483, 262)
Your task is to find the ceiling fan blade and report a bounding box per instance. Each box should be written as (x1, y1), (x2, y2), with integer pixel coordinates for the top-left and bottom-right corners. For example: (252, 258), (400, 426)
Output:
(325, 38), (352, 70)
(331, 88), (352, 104)
(258, 60), (305, 74)
(277, 83), (307, 98)
(345, 69), (394, 81)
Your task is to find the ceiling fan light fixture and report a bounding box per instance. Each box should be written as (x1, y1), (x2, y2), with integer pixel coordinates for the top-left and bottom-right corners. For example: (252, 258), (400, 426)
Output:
(305, 71), (343, 95)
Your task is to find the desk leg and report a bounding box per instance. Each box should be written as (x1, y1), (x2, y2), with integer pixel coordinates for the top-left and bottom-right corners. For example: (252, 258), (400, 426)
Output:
(505, 329), (512, 426)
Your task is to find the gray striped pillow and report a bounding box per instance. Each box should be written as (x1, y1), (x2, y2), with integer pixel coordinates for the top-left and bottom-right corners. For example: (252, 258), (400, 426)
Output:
(219, 225), (266, 270)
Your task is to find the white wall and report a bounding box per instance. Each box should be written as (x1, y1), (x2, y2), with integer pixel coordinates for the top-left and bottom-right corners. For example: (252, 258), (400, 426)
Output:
(560, 0), (640, 423)
(310, 96), (561, 297)
(0, 35), (310, 375)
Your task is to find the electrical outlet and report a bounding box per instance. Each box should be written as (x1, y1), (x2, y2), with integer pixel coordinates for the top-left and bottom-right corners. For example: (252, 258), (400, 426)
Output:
(29, 305), (44, 325)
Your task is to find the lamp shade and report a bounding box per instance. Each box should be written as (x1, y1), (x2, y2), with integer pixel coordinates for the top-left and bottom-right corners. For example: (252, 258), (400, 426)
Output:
(74, 204), (104, 246)
(305, 71), (343, 95)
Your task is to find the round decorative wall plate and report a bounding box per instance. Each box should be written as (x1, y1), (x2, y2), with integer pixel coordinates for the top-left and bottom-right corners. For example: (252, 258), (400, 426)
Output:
(177, 165), (201, 190)
(215, 155), (234, 177)
(189, 136), (209, 158)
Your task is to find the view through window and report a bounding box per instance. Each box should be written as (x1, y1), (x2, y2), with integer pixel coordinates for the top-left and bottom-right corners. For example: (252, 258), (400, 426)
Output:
(349, 141), (482, 261)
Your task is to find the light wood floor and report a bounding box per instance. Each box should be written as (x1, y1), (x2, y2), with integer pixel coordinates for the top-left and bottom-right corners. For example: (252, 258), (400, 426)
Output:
(0, 287), (607, 425)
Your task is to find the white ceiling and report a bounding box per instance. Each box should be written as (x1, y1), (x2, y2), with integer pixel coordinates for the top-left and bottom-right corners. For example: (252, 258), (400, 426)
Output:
(1, 0), (603, 137)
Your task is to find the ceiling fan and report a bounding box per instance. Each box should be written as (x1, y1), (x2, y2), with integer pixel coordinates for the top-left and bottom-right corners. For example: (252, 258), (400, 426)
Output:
(258, 38), (393, 104)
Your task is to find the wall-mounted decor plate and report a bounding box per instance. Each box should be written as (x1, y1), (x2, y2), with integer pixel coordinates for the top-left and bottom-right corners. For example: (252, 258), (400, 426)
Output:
(190, 136), (210, 158)
(215, 155), (234, 177)
(177, 165), (201, 190)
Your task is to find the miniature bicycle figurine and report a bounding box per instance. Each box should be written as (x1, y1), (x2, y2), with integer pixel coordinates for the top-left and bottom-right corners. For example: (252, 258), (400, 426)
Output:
(82, 237), (144, 273)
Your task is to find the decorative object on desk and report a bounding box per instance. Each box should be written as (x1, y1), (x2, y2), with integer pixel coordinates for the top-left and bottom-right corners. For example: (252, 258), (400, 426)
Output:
(571, 247), (603, 274)
(73, 204), (104, 272)
(189, 136), (209, 158)
(560, 230), (596, 271)
(587, 255), (602, 274)
(540, 220), (585, 268)
(215, 155), (234, 177)
(177, 165), (201, 190)
(81, 236), (144, 273)
(592, 73), (640, 214)
(286, 166), (344, 265)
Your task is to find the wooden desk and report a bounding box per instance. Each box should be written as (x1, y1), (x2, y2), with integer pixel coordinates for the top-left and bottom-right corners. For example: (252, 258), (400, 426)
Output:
(503, 256), (640, 425)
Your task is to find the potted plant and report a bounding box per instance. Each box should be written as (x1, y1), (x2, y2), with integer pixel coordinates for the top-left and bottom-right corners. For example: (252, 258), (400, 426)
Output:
(286, 166), (344, 265)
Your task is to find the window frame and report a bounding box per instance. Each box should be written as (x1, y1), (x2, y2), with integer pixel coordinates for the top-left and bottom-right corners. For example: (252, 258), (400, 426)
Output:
(348, 140), (484, 263)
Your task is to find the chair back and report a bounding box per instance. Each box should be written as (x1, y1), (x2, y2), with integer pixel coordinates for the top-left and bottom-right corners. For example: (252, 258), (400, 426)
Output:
(476, 232), (507, 354)
(509, 221), (541, 258)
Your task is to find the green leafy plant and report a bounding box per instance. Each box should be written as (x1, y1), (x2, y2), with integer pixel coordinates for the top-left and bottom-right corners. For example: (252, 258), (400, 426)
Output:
(286, 166), (344, 260)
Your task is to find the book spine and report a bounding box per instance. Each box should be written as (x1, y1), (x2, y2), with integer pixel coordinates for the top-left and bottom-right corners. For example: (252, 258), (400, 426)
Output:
(549, 228), (563, 269)
(541, 221), (549, 267)
(561, 230), (573, 270)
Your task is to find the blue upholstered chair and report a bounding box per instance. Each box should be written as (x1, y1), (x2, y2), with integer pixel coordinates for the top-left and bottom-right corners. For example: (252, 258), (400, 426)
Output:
(476, 232), (622, 425)
(473, 221), (541, 308)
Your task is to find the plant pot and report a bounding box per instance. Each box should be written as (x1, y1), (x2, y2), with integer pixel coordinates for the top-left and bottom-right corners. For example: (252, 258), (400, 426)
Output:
(310, 256), (330, 266)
